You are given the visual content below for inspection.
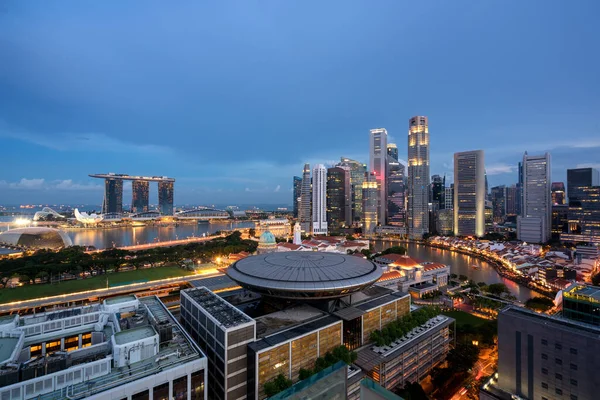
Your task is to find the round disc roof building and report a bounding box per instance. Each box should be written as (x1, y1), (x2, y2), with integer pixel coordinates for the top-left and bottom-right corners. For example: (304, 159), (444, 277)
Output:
(226, 252), (382, 300)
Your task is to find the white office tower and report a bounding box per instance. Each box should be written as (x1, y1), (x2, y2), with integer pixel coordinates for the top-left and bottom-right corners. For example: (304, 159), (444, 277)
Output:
(453, 150), (486, 237)
(299, 163), (312, 233)
(518, 152), (552, 243)
(312, 164), (328, 235)
(407, 116), (430, 239)
(370, 128), (388, 225)
(293, 222), (302, 244)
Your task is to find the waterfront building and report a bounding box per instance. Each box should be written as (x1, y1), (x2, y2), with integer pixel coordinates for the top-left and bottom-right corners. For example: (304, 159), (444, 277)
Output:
(518, 152), (551, 243)
(374, 254), (450, 296)
(338, 157), (367, 223)
(256, 217), (291, 238)
(444, 185), (454, 210)
(355, 314), (454, 391)
(0, 227), (73, 250)
(299, 163), (312, 233)
(32, 207), (65, 221)
(562, 284), (600, 326)
(312, 164), (328, 235)
(370, 128), (388, 225)
(158, 180), (174, 216)
(103, 177), (123, 214)
(407, 116), (430, 239)
(552, 204), (569, 239)
(293, 176), (302, 218)
(551, 182), (566, 205)
(0, 295), (207, 400)
(387, 153), (406, 226)
(481, 304), (600, 400)
(491, 185), (507, 223)
(131, 179), (150, 213)
(363, 173), (379, 235)
(567, 167), (599, 206)
(453, 150), (486, 237)
(327, 166), (351, 229)
(505, 185), (518, 216)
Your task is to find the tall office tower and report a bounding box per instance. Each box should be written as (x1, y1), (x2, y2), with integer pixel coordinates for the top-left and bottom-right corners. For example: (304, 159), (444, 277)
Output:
(431, 175), (444, 208)
(326, 167), (351, 229)
(362, 173), (379, 235)
(444, 185), (454, 210)
(131, 180), (150, 213)
(567, 167), (600, 206)
(158, 181), (174, 215)
(453, 150), (486, 237)
(370, 128), (388, 225)
(484, 170), (489, 201)
(491, 185), (507, 223)
(386, 143), (398, 162)
(293, 176), (302, 218)
(312, 164), (328, 235)
(565, 186), (600, 241)
(517, 152), (551, 243)
(407, 116), (430, 239)
(338, 157), (367, 223)
(516, 161), (524, 215)
(103, 178), (123, 214)
(387, 155), (406, 226)
(299, 164), (312, 233)
(551, 182), (566, 205)
(552, 204), (569, 239)
(505, 185), (518, 216)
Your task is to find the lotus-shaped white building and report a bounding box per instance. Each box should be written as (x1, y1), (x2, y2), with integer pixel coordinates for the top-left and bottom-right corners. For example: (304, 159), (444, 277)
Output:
(74, 208), (103, 224)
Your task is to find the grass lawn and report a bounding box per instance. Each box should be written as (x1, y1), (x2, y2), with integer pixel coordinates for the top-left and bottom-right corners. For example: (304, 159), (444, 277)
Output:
(442, 310), (487, 327)
(0, 267), (195, 304)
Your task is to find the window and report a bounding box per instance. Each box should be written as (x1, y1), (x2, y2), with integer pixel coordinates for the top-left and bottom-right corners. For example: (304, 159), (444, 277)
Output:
(556, 388), (563, 395)
(542, 339), (548, 345)
(153, 383), (169, 400)
(542, 382), (548, 389)
(555, 343), (562, 350)
(542, 353), (548, 360)
(542, 397), (549, 400)
(555, 358), (563, 365)
(570, 379), (578, 386)
(542, 368), (548, 375)
(555, 373), (562, 380)
(570, 363), (578, 370)
(570, 348), (577, 355)
(571, 395), (578, 400)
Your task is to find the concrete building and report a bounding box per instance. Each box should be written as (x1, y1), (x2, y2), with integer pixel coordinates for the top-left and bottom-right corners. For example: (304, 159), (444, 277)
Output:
(103, 177), (123, 214)
(312, 164), (328, 235)
(327, 166), (351, 229)
(370, 128), (388, 225)
(363, 173), (379, 235)
(0, 295), (207, 400)
(256, 217), (291, 239)
(518, 152), (551, 243)
(293, 176), (302, 218)
(299, 163), (312, 233)
(453, 150), (486, 237)
(131, 180), (149, 213)
(444, 185), (454, 210)
(338, 157), (367, 224)
(158, 180), (175, 216)
(374, 255), (450, 296)
(407, 116), (430, 239)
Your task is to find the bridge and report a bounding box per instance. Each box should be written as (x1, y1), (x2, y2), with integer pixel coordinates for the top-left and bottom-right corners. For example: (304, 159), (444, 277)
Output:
(86, 233), (226, 253)
(175, 208), (230, 220)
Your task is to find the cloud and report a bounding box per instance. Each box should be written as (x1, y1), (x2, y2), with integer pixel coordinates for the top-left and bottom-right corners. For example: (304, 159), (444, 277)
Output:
(9, 178), (46, 190)
(0, 178), (102, 191)
(274, 185), (281, 192)
(53, 179), (103, 191)
(245, 187), (251, 192)
(486, 163), (515, 175)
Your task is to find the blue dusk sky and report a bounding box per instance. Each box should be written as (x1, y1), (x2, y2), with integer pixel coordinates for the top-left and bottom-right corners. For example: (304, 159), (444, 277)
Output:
(1, 1), (599, 206)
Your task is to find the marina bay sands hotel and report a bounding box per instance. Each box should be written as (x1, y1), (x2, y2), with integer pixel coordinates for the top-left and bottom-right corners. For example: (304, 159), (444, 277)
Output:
(89, 173), (175, 215)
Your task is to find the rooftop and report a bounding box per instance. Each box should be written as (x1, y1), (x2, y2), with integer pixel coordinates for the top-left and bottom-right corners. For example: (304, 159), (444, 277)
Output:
(105, 294), (137, 305)
(563, 283), (600, 302)
(255, 304), (326, 338)
(0, 337), (19, 364)
(502, 306), (600, 337)
(113, 325), (157, 345)
(184, 286), (253, 329)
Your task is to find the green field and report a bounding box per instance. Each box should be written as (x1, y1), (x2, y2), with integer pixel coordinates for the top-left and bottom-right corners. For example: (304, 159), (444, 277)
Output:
(442, 310), (487, 327)
(0, 267), (195, 304)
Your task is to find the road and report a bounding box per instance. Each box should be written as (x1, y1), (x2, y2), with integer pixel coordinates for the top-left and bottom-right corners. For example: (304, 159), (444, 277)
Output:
(0, 270), (223, 314)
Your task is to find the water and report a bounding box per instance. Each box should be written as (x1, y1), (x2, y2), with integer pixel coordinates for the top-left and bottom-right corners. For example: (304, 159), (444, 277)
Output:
(372, 240), (536, 302)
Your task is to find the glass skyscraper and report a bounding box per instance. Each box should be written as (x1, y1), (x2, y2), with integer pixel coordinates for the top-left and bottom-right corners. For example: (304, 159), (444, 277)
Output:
(326, 167), (351, 229)
(453, 150), (485, 237)
(293, 176), (302, 218)
(370, 128), (388, 225)
(103, 178), (123, 214)
(158, 181), (174, 216)
(518, 152), (551, 243)
(407, 116), (430, 239)
(338, 157), (367, 223)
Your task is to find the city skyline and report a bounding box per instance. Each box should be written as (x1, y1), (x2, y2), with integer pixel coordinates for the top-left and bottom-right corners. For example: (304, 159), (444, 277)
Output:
(1, 1), (600, 205)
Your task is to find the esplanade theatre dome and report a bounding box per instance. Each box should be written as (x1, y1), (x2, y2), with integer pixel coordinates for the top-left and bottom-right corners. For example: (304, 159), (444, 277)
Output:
(0, 227), (73, 250)
(226, 252), (383, 300)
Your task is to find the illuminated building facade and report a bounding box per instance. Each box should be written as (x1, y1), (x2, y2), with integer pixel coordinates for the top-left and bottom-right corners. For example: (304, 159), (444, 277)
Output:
(327, 166), (351, 229)
(293, 176), (302, 218)
(491, 185), (506, 223)
(551, 182), (566, 205)
(407, 116), (430, 239)
(552, 204), (569, 239)
(567, 167), (599, 206)
(158, 180), (174, 215)
(338, 157), (367, 223)
(518, 152), (551, 243)
(563, 186), (600, 243)
(300, 163), (312, 233)
(131, 179), (149, 213)
(453, 150), (485, 237)
(387, 152), (406, 226)
(312, 164), (328, 235)
(103, 177), (123, 214)
(370, 128), (388, 225)
(363, 173), (379, 235)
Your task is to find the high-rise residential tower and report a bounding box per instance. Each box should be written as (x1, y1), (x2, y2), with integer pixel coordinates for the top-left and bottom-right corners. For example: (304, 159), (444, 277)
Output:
(293, 176), (302, 218)
(131, 180), (150, 213)
(453, 150), (486, 237)
(517, 152), (551, 243)
(299, 163), (312, 233)
(370, 128), (388, 225)
(362, 173), (379, 235)
(312, 164), (328, 235)
(326, 166), (351, 229)
(407, 116), (430, 239)
(103, 178), (124, 214)
(338, 157), (367, 223)
(158, 181), (174, 215)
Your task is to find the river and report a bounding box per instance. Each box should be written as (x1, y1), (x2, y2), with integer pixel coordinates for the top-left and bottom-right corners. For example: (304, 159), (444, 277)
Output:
(372, 240), (536, 302)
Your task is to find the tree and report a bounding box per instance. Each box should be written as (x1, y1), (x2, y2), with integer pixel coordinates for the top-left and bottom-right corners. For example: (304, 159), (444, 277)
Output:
(524, 297), (554, 312)
(447, 343), (480, 373)
(381, 246), (407, 256)
(346, 234), (356, 241)
(263, 374), (292, 397)
(248, 228), (256, 237)
(592, 273), (600, 286)
(487, 283), (509, 296)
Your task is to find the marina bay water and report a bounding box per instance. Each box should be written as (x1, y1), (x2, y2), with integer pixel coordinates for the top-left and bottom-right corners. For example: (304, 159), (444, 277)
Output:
(373, 240), (536, 302)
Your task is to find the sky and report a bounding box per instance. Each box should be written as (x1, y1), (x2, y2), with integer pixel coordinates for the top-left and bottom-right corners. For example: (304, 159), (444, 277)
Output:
(1, 1), (599, 206)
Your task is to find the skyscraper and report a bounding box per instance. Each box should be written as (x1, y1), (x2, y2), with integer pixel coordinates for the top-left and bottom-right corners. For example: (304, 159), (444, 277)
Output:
(453, 150), (486, 237)
(326, 167), (351, 229)
(370, 128), (388, 225)
(444, 185), (454, 210)
(567, 168), (599, 206)
(338, 157), (367, 223)
(518, 152), (551, 243)
(299, 163), (312, 233)
(312, 164), (327, 235)
(551, 182), (566, 205)
(407, 116), (430, 239)
(103, 178), (123, 214)
(431, 175), (444, 208)
(491, 185), (507, 223)
(158, 181), (174, 215)
(362, 173), (379, 235)
(516, 161), (524, 216)
(131, 180), (150, 213)
(293, 176), (302, 218)
(505, 185), (518, 216)
(387, 156), (406, 226)
(386, 143), (398, 162)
